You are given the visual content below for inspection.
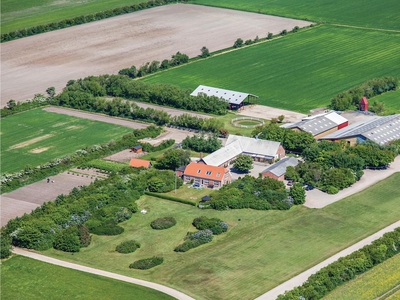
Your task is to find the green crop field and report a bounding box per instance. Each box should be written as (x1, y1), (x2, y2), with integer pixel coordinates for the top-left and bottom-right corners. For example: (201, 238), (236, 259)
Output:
(324, 253), (400, 300)
(142, 26), (400, 113)
(1, 0), (146, 34)
(0, 256), (174, 300)
(41, 173), (400, 300)
(372, 90), (400, 115)
(0, 109), (133, 174)
(190, 0), (400, 31)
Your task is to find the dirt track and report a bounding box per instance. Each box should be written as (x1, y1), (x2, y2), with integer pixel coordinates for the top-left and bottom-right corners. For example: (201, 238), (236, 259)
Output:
(1, 4), (311, 106)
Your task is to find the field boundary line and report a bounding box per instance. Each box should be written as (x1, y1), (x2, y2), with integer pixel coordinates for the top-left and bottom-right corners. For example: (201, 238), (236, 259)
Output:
(329, 23), (400, 33)
(255, 220), (400, 300)
(12, 247), (195, 300)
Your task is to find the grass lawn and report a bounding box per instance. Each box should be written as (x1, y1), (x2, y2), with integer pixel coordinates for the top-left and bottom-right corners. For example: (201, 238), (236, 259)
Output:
(164, 184), (212, 205)
(371, 90), (400, 115)
(190, 0), (400, 30)
(142, 26), (400, 114)
(1, 109), (133, 173)
(324, 253), (400, 300)
(41, 172), (400, 300)
(0, 255), (174, 300)
(215, 112), (267, 136)
(1, 0), (148, 34)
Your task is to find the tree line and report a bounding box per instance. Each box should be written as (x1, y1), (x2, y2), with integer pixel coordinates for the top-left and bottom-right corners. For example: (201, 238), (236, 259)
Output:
(329, 77), (399, 111)
(1, 0), (177, 43)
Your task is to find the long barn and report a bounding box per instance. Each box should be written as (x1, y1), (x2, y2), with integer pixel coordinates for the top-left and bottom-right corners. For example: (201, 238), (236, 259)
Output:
(190, 85), (258, 110)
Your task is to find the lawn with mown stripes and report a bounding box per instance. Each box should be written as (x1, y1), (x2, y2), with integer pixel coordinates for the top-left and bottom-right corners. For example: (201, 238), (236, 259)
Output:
(142, 26), (400, 113)
(372, 90), (400, 115)
(41, 173), (400, 300)
(190, 0), (400, 30)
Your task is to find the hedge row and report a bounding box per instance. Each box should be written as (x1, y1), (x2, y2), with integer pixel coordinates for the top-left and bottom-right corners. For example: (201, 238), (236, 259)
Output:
(277, 227), (400, 300)
(144, 191), (196, 206)
(1, 0), (177, 43)
(129, 257), (164, 270)
(174, 230), (214, 252)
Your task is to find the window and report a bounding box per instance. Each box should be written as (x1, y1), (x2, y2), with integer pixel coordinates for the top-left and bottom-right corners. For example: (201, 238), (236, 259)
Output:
(216, 173), (220, 177)
(214, 182), (219, 186)
(197, 169), (201, 174)
(203, 180), (209, 185)
(185, 176), (190, 181)
(206, 171), (212, 175)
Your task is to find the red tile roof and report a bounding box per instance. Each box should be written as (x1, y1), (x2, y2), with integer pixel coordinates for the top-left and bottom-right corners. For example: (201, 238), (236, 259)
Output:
(184, 162), (229, 181)
(129, 158), (151, 168)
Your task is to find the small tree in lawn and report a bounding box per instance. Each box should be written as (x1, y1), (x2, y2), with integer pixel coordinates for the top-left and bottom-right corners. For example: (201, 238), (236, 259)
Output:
(290, 183), (305, 205)
(233, 38), (243, 48)
(200, 46), (210, 58)
(278, 115), (285, 123)
(233, 154), (253, 172)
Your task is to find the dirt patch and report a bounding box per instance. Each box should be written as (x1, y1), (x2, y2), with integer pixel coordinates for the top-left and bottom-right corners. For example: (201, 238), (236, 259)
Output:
(1, 4), (311, 106)
(9, 134), (53, 150)
(52, 122), (67, 127)
(66, 125), (82, 130)
(238, 105), (307, 123)
(29, 147), (51, 153)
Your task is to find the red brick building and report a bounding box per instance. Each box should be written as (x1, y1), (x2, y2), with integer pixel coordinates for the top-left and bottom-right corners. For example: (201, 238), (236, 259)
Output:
(183, 162), (231, 189)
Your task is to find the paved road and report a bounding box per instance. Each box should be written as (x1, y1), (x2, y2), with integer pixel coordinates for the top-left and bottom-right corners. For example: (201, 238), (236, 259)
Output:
(305, 155), (400, 208)
(255, 220), (400, 300)
(13, 247), (195, 300)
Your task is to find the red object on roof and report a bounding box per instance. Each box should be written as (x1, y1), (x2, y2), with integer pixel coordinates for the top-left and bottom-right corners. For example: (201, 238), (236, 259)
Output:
(129, 158), (151, 168)
(184, 162), (229, 181)
(359, 97), (369, 111)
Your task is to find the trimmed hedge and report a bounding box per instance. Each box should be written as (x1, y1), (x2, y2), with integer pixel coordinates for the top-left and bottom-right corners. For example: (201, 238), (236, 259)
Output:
(277, 227), (400, 300)
(192, 216), (228, 235)
(1, 0), (177, 43)
(129, 257), (164, 270)
(116, 240), (141, 254)
(144, 192), (196, 206)
(90, 223), (124, 236)
(150, 217), (177, 230)
(174, 230), (214, 252)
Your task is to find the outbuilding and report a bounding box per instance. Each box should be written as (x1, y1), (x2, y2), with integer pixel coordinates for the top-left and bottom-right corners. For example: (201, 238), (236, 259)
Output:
(261, 157), (299, 181)
(131, 145), (143, 153)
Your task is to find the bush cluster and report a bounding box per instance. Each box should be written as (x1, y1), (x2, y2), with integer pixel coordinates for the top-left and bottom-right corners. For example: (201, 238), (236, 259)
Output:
(277, 227), (400, 300)
(53, 226), (81, 252)
(116, 240), (141, 254)
(150, 217), (177, 230)
(1, 94), (48, 116)
(1, 0), (177, 43)
(181, 134), (222, 153)
(174, 230), (214, 252)
(129, 257), (164, 270)
(329, 77), (399, 111)
(192, 216), (228, 235)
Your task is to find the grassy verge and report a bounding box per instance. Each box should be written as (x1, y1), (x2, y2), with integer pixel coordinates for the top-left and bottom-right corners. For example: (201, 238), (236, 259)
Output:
(163, 184), (212, 204)
(142, 26), (400, 113)
(189, 0), (400, 30)
(0, 255), (174, 300)
(1, 0), (148, 34)
(324, 253), (400, 300)
(40, 172), (400, 299)
(371, 89), (400, 115)
(1, 109), (133, 173)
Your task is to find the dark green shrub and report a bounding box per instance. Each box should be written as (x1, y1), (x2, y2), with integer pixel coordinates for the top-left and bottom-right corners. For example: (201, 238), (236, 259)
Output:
(192, 216), (228, 235)
(129, 257), (163, 269)
(150, 217), (176, 230)
(0, 234), (12, 259)
(78, 224), (91, 247)
(90, 222), (124, 235)
(174, 230), (214, 252)
(53, 227), (80, 252)
(116, 240), (141, 253)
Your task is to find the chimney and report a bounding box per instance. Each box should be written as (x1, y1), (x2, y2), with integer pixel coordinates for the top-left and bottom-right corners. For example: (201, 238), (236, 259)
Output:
(200, 152), (203, 159)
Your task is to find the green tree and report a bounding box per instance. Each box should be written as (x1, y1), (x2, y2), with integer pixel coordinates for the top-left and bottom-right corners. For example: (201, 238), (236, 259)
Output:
(233, 38), (243, 48)
(285, 166), (300, 182)
(53, 227), (81, 252)
(289, 183), (305, 204)
(200, 46), (210, 58)
(233, 154), (253, 172)
(46, 86), (56, 98)
(0, 234), (12, 259)
(267, 32), (273, 40)
(371, 101), (385, 114)
(155, 149), (191, 170)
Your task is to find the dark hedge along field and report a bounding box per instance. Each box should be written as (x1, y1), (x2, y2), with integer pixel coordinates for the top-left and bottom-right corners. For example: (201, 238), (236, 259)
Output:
(1, 256), (174, 300)
(1, 109), (133, 173)
(142, 26), (400, 113)
(1, 0), (146, 33)
(190, 0), (400, 30)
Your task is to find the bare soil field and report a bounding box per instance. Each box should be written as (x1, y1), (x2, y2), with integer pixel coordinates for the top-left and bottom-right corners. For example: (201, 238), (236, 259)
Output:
(1, 171), (101, 227)
(1, 4), (311, 106)
(239, 104), (307, 123)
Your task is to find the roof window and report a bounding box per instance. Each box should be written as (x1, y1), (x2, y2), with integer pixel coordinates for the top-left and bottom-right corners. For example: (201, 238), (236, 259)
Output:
(206, 171), (212, 175)
(197, 169), (201, 174)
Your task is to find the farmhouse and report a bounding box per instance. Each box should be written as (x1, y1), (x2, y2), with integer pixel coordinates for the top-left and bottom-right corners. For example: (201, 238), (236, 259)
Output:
(129, 158), (152, 169)
(319, 114), (400, 145)
(261, 157), (299, 181)
(200, 134), (285, 167)
(282, 111), (348, 139)
(190, 85), (258, 110)
(183, 162), (231, 189)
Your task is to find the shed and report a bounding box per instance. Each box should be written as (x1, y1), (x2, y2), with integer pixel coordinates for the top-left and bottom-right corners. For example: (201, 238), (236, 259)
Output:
(201, 196), (211, 202)
(129, 158), (151, 169)
(261, 157), (299, 181)
(359, 97), (369, 111)
(131, 145), (143, 153)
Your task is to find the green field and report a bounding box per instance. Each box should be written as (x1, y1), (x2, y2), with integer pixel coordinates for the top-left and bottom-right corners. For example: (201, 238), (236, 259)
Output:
(142, 26), (400, 113)
(191, 0), (400, 30)
(0, 255), (174, 300)
(372, 90), (400, 115)
(0, 109), (133, 173)
(41, 172), (400, 300)
(0, 0), (146, 34)
(324, 253), (400, 300)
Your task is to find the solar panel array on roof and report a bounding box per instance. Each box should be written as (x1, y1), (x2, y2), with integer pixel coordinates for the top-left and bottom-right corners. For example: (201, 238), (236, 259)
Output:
(190, 85), (257, 105)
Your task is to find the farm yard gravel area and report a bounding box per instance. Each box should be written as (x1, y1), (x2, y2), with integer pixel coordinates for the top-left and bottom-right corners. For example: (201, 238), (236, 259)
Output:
(1, 4), (311, 106)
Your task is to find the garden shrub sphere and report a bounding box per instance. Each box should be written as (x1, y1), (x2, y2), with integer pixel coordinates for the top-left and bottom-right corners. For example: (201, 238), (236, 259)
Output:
(129, 257), (164, 270)
(150, 217), (177, 230)
(116, 240), (141, 254)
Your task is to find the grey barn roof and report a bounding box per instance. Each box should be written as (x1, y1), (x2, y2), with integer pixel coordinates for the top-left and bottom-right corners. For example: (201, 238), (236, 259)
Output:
(201, 135), (281, 166)
(320, 114), (400, 144)
(262, 157), (299, 177)
(190, 85), (258, 105)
